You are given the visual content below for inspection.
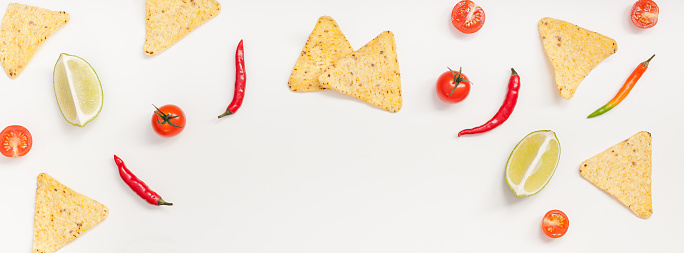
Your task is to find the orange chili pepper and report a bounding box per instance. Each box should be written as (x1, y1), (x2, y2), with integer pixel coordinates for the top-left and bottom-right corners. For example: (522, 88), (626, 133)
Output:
(588, 54), (654, 118)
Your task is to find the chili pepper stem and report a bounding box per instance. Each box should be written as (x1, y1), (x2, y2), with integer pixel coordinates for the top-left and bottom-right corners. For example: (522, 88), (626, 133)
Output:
(643, 54), (655, 67)
(158, 198), (173, 206)
(217, 109), (234, 119)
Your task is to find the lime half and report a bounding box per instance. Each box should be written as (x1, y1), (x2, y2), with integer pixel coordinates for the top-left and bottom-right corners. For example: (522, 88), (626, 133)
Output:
(505, 130), (561, 197)
(53, 53), (103, 127)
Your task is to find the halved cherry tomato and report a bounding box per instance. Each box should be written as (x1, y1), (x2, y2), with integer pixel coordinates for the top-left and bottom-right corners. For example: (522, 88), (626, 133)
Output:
(542, 210), (569, 238)
(631, 0), (659, 29)
(0, 125), (32, 157)
(436, 67), (471, 103)
(451, 0), (485, 34)
(152, 104), (186, 137)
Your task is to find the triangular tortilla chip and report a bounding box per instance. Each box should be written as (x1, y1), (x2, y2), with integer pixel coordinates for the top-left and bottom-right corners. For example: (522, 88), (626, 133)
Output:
(318, 31), (402, 112)
(33, 173), (109, 253)
(288, 16), (354, 92)
(0, 3), (69, 78)
(538, 17), (617, 99)
(144, 0), (221, 56)
(580, 131), (652, 219)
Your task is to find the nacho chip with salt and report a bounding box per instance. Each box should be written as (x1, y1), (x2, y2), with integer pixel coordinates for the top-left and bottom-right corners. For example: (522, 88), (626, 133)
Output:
(144, 0), (221, 56)
(318, 31), (402, 112)
(33, 173), (109, 253)
(0, 3), (69, 78)
(288, 16), (354, 92)
(538, 17), (617, 99)
(580, 131), (652, 219)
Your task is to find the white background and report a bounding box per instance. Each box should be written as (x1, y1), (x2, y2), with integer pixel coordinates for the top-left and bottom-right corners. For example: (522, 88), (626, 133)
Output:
(1, 0), (682, 252)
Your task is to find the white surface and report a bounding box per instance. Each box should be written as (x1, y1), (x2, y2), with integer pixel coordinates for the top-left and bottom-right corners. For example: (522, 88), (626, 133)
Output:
(0, 0), (681, 252)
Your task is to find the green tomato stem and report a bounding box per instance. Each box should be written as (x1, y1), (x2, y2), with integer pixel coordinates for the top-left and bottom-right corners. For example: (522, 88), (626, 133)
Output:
(447, 67), (471, 97)
(153, 104), (184, 128)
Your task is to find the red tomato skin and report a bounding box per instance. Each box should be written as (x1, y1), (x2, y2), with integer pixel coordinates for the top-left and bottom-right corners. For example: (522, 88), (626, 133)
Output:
(0, 125), (32, 157)
(631, 0), (659, 29)
(451, 0), (485, 34)
(542, 210), (569, 238)
(436, 70), (471, 103)
(152, 105), (186, 137)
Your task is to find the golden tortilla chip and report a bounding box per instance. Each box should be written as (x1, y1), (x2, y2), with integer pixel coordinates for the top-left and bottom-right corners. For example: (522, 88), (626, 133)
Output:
(580, 131), (652, 219)
(33, 173), (109, 253)
(318, 31), (401, 112)
(0, 3), (69, 78)
(144, 0), (221, 56)
(538, 17), (617, 99)
(288, 16), (354, 92)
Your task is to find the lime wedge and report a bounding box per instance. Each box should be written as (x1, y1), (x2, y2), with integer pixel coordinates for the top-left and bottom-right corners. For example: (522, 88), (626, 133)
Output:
(505, 130), (561, 197)
(53, 53), (103, 127)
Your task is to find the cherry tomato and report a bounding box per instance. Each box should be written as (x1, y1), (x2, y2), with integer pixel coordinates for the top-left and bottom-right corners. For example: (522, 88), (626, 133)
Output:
(542, 210), (569, 238)
(152, 104), (186, 137)
(631, 0), (659, 29)
(0, 125), (32, 157)
(436, 67), (471, 103)
(451, 0), (485, 34)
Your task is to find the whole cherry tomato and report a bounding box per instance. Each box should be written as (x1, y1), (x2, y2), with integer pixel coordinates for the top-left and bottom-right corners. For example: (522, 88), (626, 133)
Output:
(631, 0), (659, 29)
(542, 210), (569, 238)
(451, 0), (485, 34)
(436, 67), (472, 103)
(152, 104), (186, 137)
(0, 125), (32, 157)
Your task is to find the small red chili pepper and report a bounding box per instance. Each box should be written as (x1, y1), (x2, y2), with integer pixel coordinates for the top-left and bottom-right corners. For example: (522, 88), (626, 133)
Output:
(114, 155), (172, 206)
(458, 68), (520, 137)
(588, 54), (654, 118)
(218, 39), (246, 118)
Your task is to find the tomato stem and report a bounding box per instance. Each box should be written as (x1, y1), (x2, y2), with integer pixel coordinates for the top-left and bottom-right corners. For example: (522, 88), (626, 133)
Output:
(447, 66), (472, 97)
(153, 104), (184, 129)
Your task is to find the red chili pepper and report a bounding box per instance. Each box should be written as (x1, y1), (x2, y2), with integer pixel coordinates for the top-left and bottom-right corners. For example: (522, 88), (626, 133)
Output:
(587, 54), (654, 118)
(458, 68), (520, 137)
(218, 39), (246, 118)
(114, 155), (172, 206)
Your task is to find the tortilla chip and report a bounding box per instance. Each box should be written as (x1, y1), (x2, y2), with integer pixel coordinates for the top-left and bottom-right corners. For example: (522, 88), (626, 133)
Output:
(288, 16), (354, 92)
(580, 131), (652, 219)
(538, 17), (617, 99)
(0, 3), (69, 78)
(318, 31), (401, 112)
(33, 173), (109, 253)
(144, 0), (221, 56)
